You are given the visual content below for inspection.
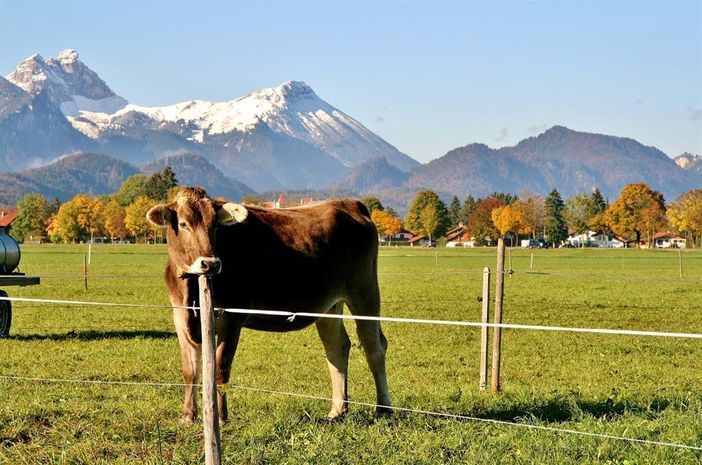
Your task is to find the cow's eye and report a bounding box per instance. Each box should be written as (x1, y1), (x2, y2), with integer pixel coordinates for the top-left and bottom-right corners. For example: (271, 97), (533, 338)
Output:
(178, 222), (189, 231)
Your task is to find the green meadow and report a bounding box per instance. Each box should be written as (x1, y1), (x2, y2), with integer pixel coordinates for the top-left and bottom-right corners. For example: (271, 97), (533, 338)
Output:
(1, 244), (702, 464)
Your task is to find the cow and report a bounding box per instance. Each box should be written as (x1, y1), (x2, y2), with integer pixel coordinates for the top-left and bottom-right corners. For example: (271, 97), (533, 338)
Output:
(146, 187), (391, 423)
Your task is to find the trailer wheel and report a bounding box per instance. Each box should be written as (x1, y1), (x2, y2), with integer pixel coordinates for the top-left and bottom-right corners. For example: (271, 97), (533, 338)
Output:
(0, 290), (11, 338)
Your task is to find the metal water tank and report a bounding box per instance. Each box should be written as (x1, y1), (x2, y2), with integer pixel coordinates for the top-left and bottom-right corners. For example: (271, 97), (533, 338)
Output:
(0, 230), (20, 273)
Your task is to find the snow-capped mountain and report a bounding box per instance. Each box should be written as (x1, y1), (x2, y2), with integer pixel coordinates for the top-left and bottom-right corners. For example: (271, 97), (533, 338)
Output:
(75, 80), (418, 173)
(6, 50), (128, 116)
(1, 50), (418, 192)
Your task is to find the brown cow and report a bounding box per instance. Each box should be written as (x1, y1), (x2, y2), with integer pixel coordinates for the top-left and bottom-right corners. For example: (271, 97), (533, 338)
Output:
(147, 187), (390, 423)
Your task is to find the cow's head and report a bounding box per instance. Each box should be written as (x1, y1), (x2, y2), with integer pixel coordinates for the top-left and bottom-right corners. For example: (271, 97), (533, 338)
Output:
(146, 187), (248, 276)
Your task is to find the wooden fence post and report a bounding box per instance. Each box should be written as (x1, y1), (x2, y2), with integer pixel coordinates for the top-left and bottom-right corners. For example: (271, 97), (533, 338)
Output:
(530, 252), (534, 270)
(491, 238), (505, 393)
(480, 267), (491, 391)
(679, 249), (683, 278)
(198, 276), (222, 465)
(83, 255), (88, 292)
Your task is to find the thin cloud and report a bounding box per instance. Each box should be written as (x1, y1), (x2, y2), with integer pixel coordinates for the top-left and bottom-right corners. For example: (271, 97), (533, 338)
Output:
(527, 124), (548, 135)
(494, 127), (509, 142)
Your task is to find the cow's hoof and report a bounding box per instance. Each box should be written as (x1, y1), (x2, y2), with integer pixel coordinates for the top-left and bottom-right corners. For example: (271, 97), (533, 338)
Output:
(180, 416), (196, 427)
(325, 409), (347, 422)
(375, 406), (393, 417)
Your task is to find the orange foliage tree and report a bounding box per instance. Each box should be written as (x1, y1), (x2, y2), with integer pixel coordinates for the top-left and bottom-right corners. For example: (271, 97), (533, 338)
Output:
(604, 183), (666, 247)
(371, 210), (402, 240)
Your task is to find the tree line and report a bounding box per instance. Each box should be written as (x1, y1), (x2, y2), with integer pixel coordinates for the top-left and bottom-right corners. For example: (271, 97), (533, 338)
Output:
(365, 184), (702, 248)
(11, 167), (178, 243)
(10, 173), (702, 248)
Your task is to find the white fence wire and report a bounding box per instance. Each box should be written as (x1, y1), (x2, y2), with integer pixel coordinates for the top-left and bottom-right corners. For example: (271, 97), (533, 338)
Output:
(2, 279), (702, 454)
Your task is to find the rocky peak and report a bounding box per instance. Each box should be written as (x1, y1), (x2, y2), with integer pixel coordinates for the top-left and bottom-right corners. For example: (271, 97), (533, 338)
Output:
(5, 50), (127, 117)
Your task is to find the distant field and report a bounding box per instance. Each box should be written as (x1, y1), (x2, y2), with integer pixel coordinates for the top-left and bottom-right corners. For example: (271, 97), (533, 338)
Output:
(2, 244), (702, 464)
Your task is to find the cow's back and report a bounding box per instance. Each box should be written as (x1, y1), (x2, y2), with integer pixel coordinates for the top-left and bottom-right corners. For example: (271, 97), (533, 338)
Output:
(211, 199), (378, 320)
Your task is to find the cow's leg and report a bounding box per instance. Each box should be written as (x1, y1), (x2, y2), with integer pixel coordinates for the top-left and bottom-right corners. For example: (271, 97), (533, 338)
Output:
(173, 308), (201, 424)
(347, 288), (392, 416)
(315, 302), (350, 419)
(215, 315), (243, 423)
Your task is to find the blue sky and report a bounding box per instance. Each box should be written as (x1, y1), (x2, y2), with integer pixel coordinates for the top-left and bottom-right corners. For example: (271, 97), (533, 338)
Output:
(1, 0), (700, 162)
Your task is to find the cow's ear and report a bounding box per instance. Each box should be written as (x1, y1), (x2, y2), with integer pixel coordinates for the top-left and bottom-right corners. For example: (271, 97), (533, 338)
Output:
(217, 202), (248, 225)
(146, 205), (173, 227)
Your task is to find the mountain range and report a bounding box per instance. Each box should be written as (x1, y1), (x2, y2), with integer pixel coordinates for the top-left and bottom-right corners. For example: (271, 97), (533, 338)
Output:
(0, 153), (254, 206)
(1, 49), (700, 210)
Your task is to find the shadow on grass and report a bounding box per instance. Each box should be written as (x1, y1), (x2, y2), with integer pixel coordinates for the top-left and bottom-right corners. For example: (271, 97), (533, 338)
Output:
(9, 329), (175, 342)
(467, 396), (672, 424)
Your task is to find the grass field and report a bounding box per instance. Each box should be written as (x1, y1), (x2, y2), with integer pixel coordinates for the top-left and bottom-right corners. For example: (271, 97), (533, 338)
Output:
(1, 244), (702, 464)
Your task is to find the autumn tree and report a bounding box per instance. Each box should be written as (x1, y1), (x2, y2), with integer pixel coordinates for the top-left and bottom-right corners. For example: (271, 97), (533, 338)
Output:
(371, 210), (402, 240)
(50, 195), (105, 242)
(361, 197), (384, 214)
(491, 204), (526, 238)
(125, 197), (156, 243)
(668, 189), (702, 248)
(13, 193), (50, 241)
(466, 197), (504, 246)
(544, 189), (568, 246)
(604, 183), (665, 247)
(404, 190), (450, 238)
(515, 193), (545, 237)
(103, 199), (127, 241)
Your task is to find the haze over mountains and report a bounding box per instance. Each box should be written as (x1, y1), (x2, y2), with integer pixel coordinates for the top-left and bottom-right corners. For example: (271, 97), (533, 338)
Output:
(0, 50), (700, 209)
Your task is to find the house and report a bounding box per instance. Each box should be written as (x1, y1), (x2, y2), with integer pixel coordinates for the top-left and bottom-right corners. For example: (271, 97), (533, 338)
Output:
(0, 211), (18, 235)
(274, 194), (288, 208)
(446, 223), (474, 247)
(642, 232), (687, 249)
(567, 230), (626, 248)
(408, 235), (427, 246)
(391, 228), (413, 241)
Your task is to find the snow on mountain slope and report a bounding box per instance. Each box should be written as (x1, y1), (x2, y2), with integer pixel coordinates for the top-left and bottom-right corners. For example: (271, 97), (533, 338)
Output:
(6, 50), (128, 117)
(78, 80), (418, 172)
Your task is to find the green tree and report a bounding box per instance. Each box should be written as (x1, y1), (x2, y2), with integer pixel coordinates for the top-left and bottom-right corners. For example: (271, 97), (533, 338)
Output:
(447, 196), (461, 227)
(115, 175), (150, 207)
(565, 193), (598, 235)
(490, 192), (518, 205)
(361, 197), (384, 214)
(459, 195), (477, 224)
(604, 183), (665, 247)
(404, 190), (450, 238)
(544, 189), (568, 246)
(13, 193), (49, 241)
(591, 187), (607, 214)
(145, 166), (178, 201)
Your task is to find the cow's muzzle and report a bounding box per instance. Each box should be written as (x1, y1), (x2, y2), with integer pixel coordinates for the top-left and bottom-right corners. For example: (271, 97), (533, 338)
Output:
(188, 256), (222, 276)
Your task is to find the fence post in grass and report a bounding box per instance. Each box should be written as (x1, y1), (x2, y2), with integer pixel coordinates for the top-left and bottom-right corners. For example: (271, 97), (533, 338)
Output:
(491, 238), (505, 393)
(83, 254), (88, 292)
(530, 252), (534, 270)
(679, 249), (683, 278)
(198, 276), (222, 465)
(480, 267), (491, 391)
